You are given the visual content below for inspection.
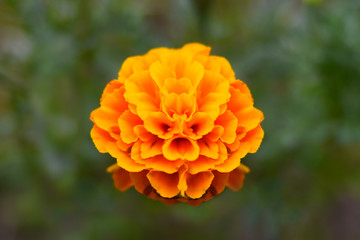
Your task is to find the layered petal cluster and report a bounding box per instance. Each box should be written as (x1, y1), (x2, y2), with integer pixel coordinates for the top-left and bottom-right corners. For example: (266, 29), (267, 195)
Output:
(90, 43), (264, 205)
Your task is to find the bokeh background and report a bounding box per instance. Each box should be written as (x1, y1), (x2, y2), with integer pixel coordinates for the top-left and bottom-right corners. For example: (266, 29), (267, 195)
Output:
(1, 0), (360, 239)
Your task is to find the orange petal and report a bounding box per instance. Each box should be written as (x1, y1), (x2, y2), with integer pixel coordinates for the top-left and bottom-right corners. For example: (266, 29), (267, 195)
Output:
(118, 56), (143, 81)
(210, 171), (229, 196)
(181, 43), (211, 57)
(90, 87), (127, 131)
(204, 58), (221, 73)
(107, 164), (133, 191)
(106, 142), (145, 172)
(187, 156), (215, 174)
(124, 71), (160, 119)
(145, 156), (183, 174)
(140, 138), (163, 159)
(197, 71), (230, 101)
(128, 69), (159, 99)
(147, 171), (180, 198)
(90, 125), (115, 153)
(149, 61), (175, 88)
(143, 111), (174, 139)
(205, 125), (224, 142)
(129, 170), (151, 194)
(210, 56), (235, 80)
(108, 126), (120, 140)
(186, 112), (214, 139)
(215, 110), (238, 144)
(240, 125), (264, 153)
(198, 137), (219, 159)
(215, 143), (251, 172)
(231, 80), (253, 101)
(101, 79), (123, 100)
(116, 138), (131, 152)
(163, 77), (194, 95)
(226, 164), (249, 191)
(162, 137), (200, 161)
(130, 140), (183, 173)
(236, 107), (264, 131)
(185, 171), (214, 199)
(183, 61), (204, 88)
(162, 93), (196, 118)
(198, 92), (230, 120)
(177, 165), (188, 196)
(118, 110), (143, 144)
(227, 87), (253, 114)
(147, 48), (176, 67)
(131, 58), (149, 73)
(217, 141), (229, 163)
(133, 125), (153, 141)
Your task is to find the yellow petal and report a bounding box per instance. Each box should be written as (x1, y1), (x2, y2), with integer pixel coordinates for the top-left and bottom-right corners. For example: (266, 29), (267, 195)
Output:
(149, 61), (175, 88)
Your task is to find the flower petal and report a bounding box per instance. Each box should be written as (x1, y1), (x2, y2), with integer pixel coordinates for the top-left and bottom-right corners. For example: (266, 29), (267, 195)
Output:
(101, 79), (122, 100)
(215, 110), (238, 144)
(118, 110), (143, 144)
(147, 171), (180, 198)
(226, 164), (249, 191)
(198, 137), (219, 159)
(215, 143), (251, 172)
(162, 93), (196, 118)
(145, 157), (183, 174)
(185, 171), (214, 199)
(150, 61), (175, 88)
(107, 164), (133, 191)
(236, 107), (264, 131)
(240, 125), (264, 153)
(129, 170), (151, 194)
(162, 137), (200, 161)
(205, 125), (224, 142)
(187, 156), (215, 174)
(183, 61), (204, 89)
(140, 138), (164, 159)
(186, 112), (214, 139)
(106, 142), (145, 172)
(163, 77), (194, 95)
(90, 87), (127, 131)
(210, 171), (229, 196)
(90, 125), (115, 153)
(181, 43), (211, 57)
(143, 111), (174, 139)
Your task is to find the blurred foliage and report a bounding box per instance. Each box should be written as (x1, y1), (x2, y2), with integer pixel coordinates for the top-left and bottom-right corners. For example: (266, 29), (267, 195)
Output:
(1, 0), (360, 239)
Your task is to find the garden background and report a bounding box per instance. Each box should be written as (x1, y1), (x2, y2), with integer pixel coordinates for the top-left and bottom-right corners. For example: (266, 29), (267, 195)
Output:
(1, 0), (360, 239)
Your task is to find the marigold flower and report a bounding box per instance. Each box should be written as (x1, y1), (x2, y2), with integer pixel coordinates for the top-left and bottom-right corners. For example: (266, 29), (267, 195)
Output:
(90, 43), (264, 205)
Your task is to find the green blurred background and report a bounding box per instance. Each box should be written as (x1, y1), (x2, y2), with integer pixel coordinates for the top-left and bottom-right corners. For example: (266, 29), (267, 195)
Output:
(1, 0), (360, 239)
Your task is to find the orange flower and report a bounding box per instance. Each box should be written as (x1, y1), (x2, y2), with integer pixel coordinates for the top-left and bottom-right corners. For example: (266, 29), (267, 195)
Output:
(90, 43), (264, 205)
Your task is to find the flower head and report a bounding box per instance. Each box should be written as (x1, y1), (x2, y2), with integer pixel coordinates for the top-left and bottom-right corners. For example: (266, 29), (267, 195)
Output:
(90, 43), (264, 205)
